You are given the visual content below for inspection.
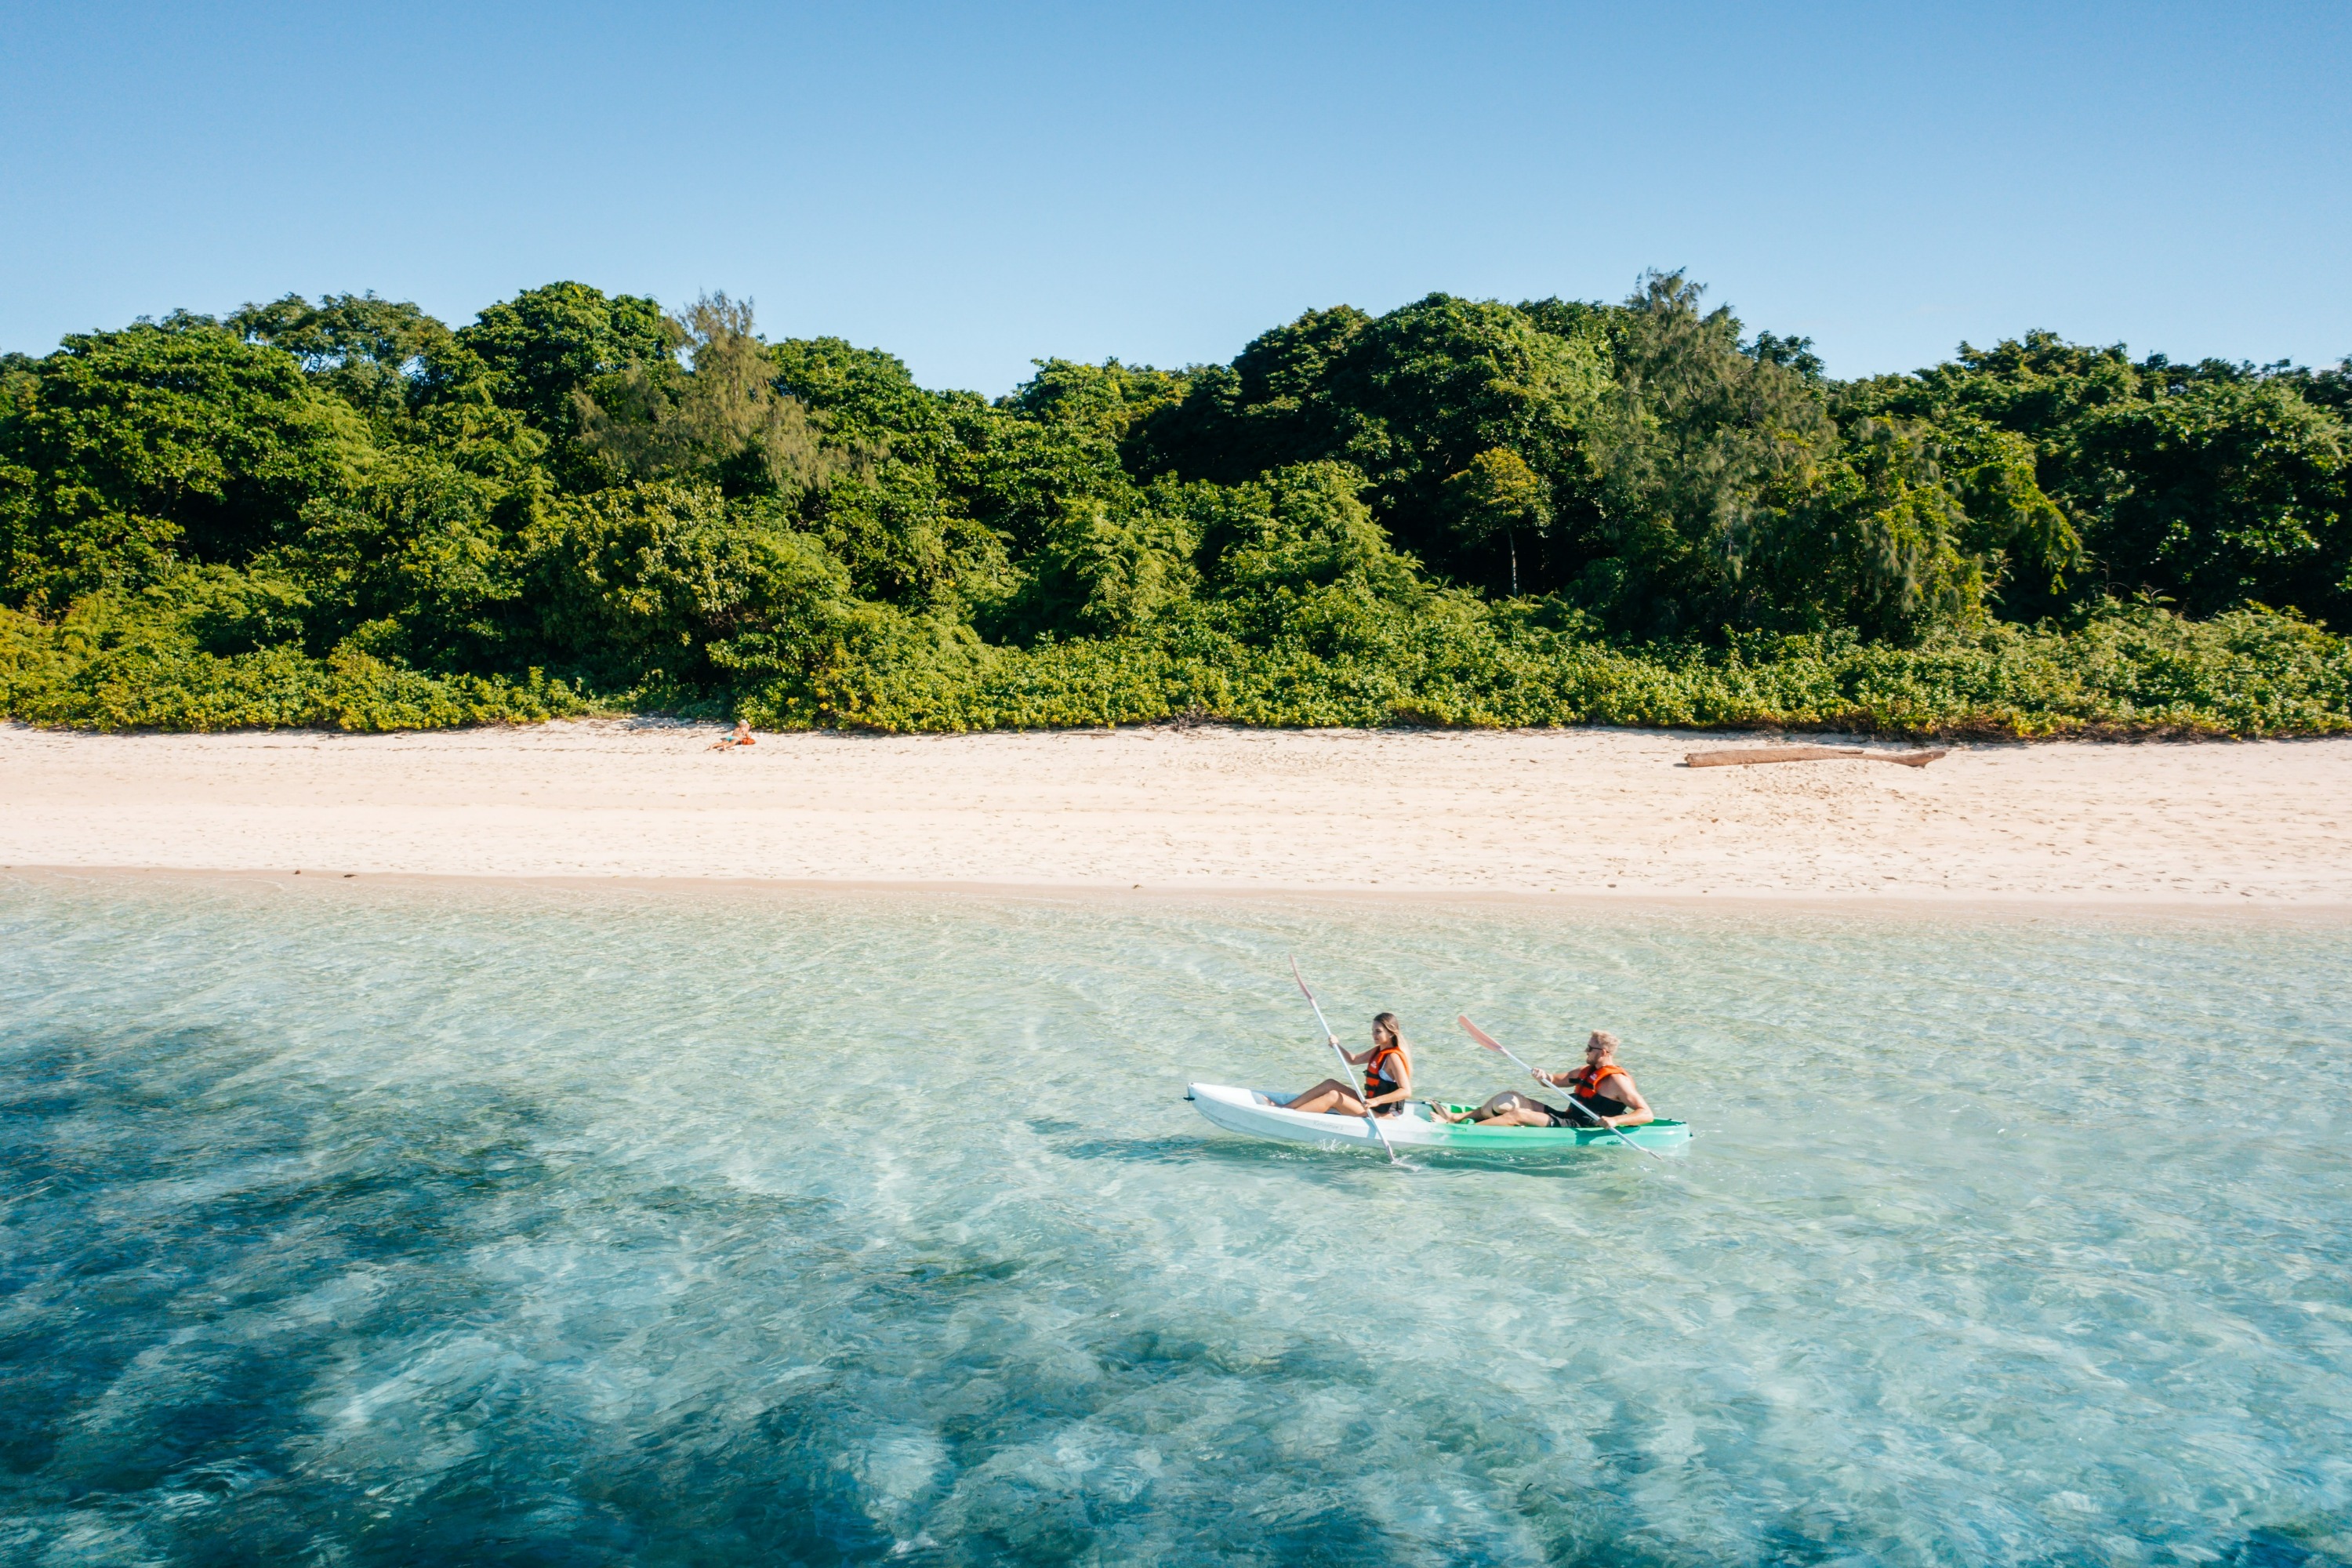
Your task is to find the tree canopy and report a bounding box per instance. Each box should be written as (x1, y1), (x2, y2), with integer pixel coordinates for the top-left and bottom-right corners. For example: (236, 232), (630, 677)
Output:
(2, 276), (2347, 735)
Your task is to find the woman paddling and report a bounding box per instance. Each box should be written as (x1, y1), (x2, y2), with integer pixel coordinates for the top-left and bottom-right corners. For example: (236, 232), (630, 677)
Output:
(1283, 1012), (1414, 1118)
(1435, 1029), (1653, 1130)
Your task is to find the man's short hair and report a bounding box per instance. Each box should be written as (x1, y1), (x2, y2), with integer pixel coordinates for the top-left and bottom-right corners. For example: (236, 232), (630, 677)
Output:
(1590, 1030), (1621, 1050)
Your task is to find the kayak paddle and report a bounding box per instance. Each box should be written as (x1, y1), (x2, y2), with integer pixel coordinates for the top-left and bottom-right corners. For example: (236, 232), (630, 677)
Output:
(1290, 955), (1403, 1165)
(1456, 1014), (1663, 1161)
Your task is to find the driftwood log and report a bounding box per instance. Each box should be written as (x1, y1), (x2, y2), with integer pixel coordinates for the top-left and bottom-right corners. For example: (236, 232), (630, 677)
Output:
(1684, 746), (1949, 769)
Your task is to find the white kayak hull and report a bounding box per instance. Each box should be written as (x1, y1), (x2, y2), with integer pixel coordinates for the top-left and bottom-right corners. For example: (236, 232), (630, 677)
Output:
(1185, 1083), (1690, 1159)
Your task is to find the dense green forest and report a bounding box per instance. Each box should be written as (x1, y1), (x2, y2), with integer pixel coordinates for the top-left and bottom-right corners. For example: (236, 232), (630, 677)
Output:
(4, 274), (2347, 735)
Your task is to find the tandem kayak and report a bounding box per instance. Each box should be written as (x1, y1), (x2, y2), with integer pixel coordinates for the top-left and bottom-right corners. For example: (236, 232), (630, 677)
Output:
(1185, 1083), (1690, 1159)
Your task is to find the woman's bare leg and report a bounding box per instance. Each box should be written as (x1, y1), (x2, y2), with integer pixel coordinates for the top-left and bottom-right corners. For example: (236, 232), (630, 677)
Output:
(1283, 1080), (1368, 1116)
(1283, 1078), (1340, 1110)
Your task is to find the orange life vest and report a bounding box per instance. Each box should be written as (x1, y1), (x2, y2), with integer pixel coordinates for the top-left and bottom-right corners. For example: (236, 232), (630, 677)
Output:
(1363, 1043), (1406, 1102)
(1568, 1062), (1626, 1102)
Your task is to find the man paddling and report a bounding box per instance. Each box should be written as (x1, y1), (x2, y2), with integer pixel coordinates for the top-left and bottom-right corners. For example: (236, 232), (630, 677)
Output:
(1433, 1029), (1653, 1130)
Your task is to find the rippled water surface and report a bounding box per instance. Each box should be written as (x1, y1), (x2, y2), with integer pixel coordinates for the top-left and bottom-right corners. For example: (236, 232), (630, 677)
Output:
(2, 873), (2348, 1567)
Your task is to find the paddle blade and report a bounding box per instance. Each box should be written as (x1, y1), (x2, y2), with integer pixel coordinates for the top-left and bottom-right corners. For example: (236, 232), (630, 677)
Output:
(1457, 1014), (1506, 1051)
(1290, 953), (1314, 1002)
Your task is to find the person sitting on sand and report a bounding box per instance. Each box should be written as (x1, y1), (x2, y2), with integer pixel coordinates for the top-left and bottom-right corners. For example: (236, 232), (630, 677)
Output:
(1433, 1030), (1653, 1130)
(1283, 1012), (1414, 1118)
(709, 720), (757, 750)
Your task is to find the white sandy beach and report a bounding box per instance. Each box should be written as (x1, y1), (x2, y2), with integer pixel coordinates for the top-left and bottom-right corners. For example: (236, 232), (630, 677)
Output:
(4, 720), (2349, 906)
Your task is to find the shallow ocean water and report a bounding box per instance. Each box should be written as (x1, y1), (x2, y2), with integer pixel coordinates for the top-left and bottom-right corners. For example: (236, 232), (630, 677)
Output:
(1, 873), (2347, 1567)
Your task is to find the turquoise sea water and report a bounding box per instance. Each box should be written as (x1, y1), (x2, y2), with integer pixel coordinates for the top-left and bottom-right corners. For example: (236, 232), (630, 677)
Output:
(2, 873), (2347, 1567)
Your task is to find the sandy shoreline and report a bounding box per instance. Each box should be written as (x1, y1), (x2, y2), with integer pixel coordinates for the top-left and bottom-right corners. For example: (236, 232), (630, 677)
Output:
(5, 720), (2350, 907)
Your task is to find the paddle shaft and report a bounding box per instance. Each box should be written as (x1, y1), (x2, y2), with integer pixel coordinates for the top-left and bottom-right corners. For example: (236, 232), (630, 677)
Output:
(1291, 956), (1403, 1164)
(1461, 1018), (1662, 1160)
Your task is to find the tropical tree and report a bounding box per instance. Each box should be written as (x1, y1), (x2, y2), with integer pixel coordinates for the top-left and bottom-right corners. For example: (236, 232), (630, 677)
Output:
(1440, 448), (1548, 595)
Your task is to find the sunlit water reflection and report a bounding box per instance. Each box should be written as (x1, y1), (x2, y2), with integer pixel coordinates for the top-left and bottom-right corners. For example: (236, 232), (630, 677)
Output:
(2, 873), (2347, 1566)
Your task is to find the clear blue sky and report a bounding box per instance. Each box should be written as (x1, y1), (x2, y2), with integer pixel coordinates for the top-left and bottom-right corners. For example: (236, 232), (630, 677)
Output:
(4, 0), (2346, 393)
